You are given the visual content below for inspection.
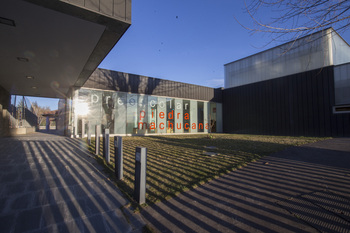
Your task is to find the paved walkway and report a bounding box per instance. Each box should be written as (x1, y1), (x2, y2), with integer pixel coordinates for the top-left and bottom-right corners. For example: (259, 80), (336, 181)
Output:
(0, 132), (144, 233)
(141, 138), (350, 232)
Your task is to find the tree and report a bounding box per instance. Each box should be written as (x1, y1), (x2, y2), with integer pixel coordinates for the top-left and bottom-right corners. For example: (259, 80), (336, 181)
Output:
(242, 0), (350, 41)
(30, 101), (51, 126)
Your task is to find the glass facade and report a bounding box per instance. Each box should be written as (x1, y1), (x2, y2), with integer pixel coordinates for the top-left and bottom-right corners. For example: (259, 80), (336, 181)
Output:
(71, 88), (222, 136)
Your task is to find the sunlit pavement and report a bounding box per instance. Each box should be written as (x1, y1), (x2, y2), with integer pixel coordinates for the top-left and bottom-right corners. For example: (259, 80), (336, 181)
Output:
(0, 132), (144, 233)
(141, 138), (350, 233)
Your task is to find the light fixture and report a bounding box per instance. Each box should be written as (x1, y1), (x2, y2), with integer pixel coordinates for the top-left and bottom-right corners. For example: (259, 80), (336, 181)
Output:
(31, 86), (37, 89)
(17, 57), (29, 62)
(0, 17), (15, 27)
(26, 76), (34, 80)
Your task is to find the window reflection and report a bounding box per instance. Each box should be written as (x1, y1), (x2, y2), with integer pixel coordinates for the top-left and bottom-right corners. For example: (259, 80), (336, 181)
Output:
(72, 89), (219, 136)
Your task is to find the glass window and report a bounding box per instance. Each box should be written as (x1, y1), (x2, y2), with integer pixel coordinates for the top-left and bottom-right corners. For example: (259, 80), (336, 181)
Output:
(148, 96), (158, 134)
(209, 102), (217, 133)
(183, 100), (190, 133)
(114, 92), (126, 134)
(127, 94), (138, 134)
(198, 102), (204, 132)
(102, 91), (114, 133)
(157, 97), (167, 133)
(138, 95), (148, 135)
(190, 100), (197, 133)
(167, 98), (175, 133)
(175, 99), (183, 133)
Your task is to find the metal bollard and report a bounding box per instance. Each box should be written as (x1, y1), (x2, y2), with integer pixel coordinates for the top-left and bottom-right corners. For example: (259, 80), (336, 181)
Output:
(134, 147), (147, 204)
(87, 127), (91, 146)
(114, 136), (123, 180)
(95, 125), (101, 156)
(104, 129), (110, 163)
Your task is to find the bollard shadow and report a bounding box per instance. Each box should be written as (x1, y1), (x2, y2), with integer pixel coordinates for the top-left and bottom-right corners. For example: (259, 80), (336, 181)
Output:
(0, 133), (134, 232)
(140, 138), (350, 232)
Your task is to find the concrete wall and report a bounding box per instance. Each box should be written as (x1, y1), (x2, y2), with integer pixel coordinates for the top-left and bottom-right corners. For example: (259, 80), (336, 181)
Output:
(0, 85), (10, 137)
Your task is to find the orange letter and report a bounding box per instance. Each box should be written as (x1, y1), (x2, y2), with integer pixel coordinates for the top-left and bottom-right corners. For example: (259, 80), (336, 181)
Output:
(184, 113), (189, 120)
(184, 123), (189, 130)
(139, 110), (145, 121)
(160, 122), (164, 129)
(199, 123), (203, 129)
(159, 111), (165, 119)
(176, 123), (182, 130)
(168, 110), (174, 119)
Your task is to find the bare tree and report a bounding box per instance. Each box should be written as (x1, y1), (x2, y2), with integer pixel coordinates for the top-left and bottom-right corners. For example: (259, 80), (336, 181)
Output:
(30, 101), (51, 126)
(241, 0), (350, 41)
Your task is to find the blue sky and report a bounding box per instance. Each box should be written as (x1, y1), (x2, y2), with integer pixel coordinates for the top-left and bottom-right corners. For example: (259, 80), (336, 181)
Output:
(28, 0), (350, 110)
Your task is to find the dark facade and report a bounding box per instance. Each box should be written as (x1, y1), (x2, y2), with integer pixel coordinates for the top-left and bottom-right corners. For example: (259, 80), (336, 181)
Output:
(84, 69), (223, 103)
(223, 66), (350, 137)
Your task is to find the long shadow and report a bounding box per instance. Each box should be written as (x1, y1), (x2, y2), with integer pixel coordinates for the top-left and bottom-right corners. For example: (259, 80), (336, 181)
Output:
(141, 140), (350, 232)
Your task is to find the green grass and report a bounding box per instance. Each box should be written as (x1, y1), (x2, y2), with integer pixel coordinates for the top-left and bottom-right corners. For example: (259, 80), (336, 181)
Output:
(85, 134), (326, 207)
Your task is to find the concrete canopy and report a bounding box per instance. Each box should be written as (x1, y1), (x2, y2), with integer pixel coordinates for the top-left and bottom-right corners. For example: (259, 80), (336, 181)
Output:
(0, 0), (131, 98)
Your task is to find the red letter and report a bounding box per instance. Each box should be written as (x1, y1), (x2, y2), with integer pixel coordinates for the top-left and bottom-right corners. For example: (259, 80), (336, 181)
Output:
(184, 113), (189, 120)
(184, 123), (189, 130)
(138, 122), (147, 129)
(199, 123), (203, 129)
(177, 112), (181, 119)
(139, 110), (145, 121)
(192, 123), (196, 129)
(160, 122), (164, 129)
(159, 111), (165, 119)
(205, 123), (209, 129)
(168, 122), (173, 129)
(176, 123), (182, 129)
(168, 110), (174, 119)
(150, 122), (156, 130)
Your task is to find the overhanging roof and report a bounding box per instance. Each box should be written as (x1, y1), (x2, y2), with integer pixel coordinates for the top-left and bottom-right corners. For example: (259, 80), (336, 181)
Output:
(0, 0), (131, 98)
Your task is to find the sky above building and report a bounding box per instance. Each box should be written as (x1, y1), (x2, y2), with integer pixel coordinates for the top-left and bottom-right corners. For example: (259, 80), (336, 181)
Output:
(99, 0), (350, 88)
(28, 0), (350, 109)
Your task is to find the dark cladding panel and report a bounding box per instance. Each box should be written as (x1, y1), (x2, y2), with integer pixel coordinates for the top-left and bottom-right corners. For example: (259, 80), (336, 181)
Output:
(223, 66), (350, 137)
(84, 68), (223, 102)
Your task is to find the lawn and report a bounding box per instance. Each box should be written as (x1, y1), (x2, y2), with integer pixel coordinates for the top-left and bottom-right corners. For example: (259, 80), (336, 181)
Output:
(86, 134), (326, 206)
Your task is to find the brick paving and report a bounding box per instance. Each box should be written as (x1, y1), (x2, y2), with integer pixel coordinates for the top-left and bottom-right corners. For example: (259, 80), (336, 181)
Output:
(0, 132), (143, 233)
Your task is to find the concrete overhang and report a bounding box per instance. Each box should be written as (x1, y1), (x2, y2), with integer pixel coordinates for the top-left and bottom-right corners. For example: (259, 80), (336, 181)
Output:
(0, 0), (131, 98)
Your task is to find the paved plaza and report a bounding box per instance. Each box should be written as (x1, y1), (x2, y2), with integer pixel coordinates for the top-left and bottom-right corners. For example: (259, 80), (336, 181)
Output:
(0, 132), (143, 233)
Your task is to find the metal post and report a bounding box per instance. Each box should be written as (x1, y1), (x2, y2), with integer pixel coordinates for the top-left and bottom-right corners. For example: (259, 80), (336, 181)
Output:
(82, 118), (85, 138)
(95, 125), (101, 156)
(134, 147), (147, 204)
(104, 129), (110, 163)
(114, 136), (123, 180)
(87, 126), (91, 146)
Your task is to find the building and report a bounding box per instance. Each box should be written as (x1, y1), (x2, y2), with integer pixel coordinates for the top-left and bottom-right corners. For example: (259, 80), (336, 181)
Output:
(223, 28), (350, 137)
(60, 69), (223, 136)
(0, 0), (131, 136)
(0, 2), (349, 138)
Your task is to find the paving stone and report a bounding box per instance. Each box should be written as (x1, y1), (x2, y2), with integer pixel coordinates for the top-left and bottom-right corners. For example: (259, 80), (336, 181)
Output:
(1, 172), (19, 183)
(41, 203), (66, 227)
(0, 133), (142, 233)
(3, 183), (26, 196)
(103, 209), (133, 233)
(11, 193), (33, 210)
(14, 207), (43, 233)
(82, 214), (107, 233)
(0, 214), (15, 233)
